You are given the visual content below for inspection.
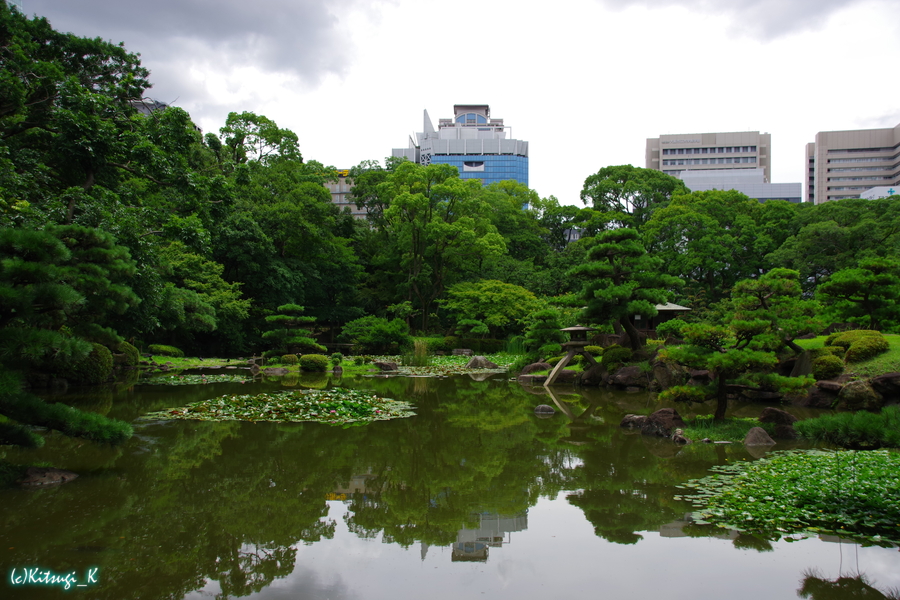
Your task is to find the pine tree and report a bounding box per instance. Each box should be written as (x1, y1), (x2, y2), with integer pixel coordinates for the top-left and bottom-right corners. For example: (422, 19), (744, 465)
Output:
(262, 304), (325, 356)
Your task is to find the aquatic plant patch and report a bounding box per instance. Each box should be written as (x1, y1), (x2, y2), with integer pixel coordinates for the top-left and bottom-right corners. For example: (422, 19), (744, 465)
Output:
(139, 374), (252, 386)
(675, 449), (900, 544)
(144, 388), (415, 425)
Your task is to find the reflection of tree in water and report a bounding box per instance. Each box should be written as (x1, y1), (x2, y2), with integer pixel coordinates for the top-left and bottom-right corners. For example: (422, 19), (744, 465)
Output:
(213, 543), (297, 599)
(799, 570), (900, 599)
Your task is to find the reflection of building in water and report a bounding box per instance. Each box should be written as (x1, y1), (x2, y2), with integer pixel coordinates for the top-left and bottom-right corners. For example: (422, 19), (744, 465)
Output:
(330, 473), (379, 497)
(451, 512), (528, 562)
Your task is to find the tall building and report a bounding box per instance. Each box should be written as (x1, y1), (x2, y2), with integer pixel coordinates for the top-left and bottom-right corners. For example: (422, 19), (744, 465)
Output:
(645, 131), (771, 182)
(679, 168), (801, 203)
(805, 123), (900, 204)
(392, 104), (529, 186)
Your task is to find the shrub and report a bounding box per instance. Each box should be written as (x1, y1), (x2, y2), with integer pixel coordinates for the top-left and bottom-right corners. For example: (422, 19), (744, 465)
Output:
(812, 354), (844, 380)
(504, 336), (526, 355)
(655, 319), (686, 340)
(601, 345), (632, 368)
(61, 343), (114, 385)
(809, 346), (845, 360)
(795, 406), (900, 449)
(115, 341), (140, 366)
(330, 352), (343, 366)
(401, 339), (431, 367)
(281, 354), (299, 365)
(659, 384), (709, 403)
(583, 345), (603, 356)
(267, 357), (280, 365)
(825, 329), (882, 349)
(339, 316), (412, 354)
(299, 354), (329, 372)
(845, 335), (890, 363)
(148, 344), (184, 358)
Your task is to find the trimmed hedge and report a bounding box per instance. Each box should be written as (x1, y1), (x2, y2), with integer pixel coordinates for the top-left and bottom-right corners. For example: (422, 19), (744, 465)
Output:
(62, 343), (114, 385)
(115, 341), (140, 366)
(601, 345), (633, 367)
(658, 384), (708, 403)
(281, 354), (299, 366)
(825, 330), (882, 349)
(845, 335), (890, 363)
(299, 354), (329, 372)
(812, 354), (844, 380)
(584, 345), (602, 356)
(148, 344), (184, 358)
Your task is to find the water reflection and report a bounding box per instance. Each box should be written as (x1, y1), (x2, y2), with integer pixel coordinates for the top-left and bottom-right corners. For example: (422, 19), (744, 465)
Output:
(1, 373), (897, 599)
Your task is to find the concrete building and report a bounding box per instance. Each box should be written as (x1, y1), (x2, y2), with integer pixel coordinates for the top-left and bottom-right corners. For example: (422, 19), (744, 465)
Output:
(392, 104), (529, 186)
(646, 131), (771, 182)
(806, 123), (900, 203)
(323, 169), (368, 219)
(679, 168), (802, 203)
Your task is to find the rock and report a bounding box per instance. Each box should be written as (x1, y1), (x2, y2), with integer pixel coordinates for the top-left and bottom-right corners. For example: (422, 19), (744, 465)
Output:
(468, 372), (493, 381)
(774, 424), (798, 440)
(640, 408), (686, 437)
(672, 428), (692, 445)
(465, 356), (499, 369)
(517, 374), (545, 385)
(577, 363), (607, 386)
(620, 414), (648, 429)
(332, 365), (343, 376)
(744, 427), (776, 446)
(373, 361), (399, 372)
(552, 369), (578, 383)
(870, 372), (900, 396)
(758, 407), (798, 426)
(700, 438), (713, 443)
(17, 467), (79, 487)
(740, 390), (783, 402)
(263, 367), (289, 375)
(816, 380), (844, 393)
(689, 369), (713, 384)
(802, 386), (838, 408)
(520, 362), (551, 375)
(651, 360), (688, 390)
(534, 404), (556, 415)
(836, 380), (883, 411)
(609, 365), (648, 388)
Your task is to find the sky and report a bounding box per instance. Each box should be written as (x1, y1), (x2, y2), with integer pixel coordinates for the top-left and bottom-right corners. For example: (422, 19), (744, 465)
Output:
(19, 0), (900, 205)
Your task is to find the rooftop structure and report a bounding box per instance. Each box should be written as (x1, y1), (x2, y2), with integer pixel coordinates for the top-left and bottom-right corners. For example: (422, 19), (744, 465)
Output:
(679, 168), (802, 203)
(392, 104), (529, 186)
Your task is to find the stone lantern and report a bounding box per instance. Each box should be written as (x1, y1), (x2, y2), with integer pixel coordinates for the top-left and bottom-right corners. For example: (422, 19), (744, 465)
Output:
(545, 326), (599, 386)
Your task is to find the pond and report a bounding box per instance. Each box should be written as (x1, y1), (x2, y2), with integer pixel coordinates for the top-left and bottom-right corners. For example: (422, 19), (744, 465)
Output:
(2, 372), (899, 599)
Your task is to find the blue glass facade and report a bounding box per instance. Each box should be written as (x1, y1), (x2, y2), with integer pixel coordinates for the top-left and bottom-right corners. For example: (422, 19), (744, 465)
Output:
(430, 155), (529, 187)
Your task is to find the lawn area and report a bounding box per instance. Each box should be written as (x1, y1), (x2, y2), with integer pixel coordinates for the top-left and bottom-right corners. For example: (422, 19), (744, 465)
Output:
(795, 334), (900, 378)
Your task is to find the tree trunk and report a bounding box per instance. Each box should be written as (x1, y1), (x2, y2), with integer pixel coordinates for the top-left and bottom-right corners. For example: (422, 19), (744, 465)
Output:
(619, 316), (642, 351)
(714, 375), (728, 421)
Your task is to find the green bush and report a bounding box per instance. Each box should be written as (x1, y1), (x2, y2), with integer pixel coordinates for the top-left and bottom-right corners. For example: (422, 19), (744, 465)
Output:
(658, 384), (709, 403)
(812, 354), (844, 380)
(584, 345), (602, 356)
(148, 344), (184, 358)
(267, 357), (280, 365)
(115, 341), (140, 366)
(61, 343), (114, 385)
(299, 354), (329, 372)
(339, 316), (412, 354)
(795, 406), (900, 449)
(809, 346), (845, 360)
(330, 352), (343, 365)
(826, 330), (882, 349)
(655, 319), (686, 340)
(281, 354), (299, 366)
(845, 335), (890, 363)
(601, 345), (633, 368)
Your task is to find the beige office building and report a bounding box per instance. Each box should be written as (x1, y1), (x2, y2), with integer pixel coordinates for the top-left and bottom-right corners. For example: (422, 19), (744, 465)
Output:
(806, 123), (900, 204)
(646, 131), (771, 182)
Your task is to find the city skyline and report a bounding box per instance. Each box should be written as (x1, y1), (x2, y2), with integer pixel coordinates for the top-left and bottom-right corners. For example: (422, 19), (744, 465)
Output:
(21, 0), (900, 205)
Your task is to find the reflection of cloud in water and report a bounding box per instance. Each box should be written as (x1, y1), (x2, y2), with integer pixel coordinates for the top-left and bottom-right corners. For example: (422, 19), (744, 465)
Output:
(184, 564), (355, 600)
(496, 559), (537, 589)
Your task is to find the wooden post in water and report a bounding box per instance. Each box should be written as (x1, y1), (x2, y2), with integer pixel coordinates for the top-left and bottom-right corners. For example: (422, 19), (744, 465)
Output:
(544, 326), (597, 387)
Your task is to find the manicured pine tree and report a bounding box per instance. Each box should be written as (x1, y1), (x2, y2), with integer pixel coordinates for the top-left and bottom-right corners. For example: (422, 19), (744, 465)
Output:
(263, 304), (326, 355)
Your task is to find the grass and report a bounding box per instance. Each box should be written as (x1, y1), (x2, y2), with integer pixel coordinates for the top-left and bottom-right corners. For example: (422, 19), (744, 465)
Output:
(682, 416), (776, 442)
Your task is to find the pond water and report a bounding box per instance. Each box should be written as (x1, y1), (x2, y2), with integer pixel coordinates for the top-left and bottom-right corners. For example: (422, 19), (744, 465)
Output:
(2, 372), (899, 599)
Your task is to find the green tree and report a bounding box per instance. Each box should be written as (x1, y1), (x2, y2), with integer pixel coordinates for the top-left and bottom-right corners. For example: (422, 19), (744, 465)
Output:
(568, 228), (682, 350)
(262, 304), (325, 356)
(580, 165), (687, 230)
(817, 258), (900, 331)
(440, 280), (542, 339)
(522, 308), (566, 361)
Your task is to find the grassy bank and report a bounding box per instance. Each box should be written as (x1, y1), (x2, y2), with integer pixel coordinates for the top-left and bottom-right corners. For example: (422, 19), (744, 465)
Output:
(795, 333), (900, 378)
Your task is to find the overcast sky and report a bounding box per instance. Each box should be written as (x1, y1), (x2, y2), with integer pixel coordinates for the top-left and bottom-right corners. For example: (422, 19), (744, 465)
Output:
(22, 0), (900, 205)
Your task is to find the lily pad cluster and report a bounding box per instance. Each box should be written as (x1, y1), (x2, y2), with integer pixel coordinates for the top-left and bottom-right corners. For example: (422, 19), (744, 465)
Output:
(675, 449), (900, 545)
(144, 388), (416, 425)
(140, 374), (251, 386)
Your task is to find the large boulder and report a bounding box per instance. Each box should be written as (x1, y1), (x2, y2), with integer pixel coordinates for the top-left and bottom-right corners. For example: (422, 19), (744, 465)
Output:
(758, 407), (798, 426)
(870, 372), (900, 397)
(609, 365), (648, 388)
(640, 408), (686, 438)
(577, 363), (607, 386)
(17, 467), (79, 487)
(651, 360), (689, 390)
(800, 381), (842, 408)
(835, 380), (883, 411)
(520, 362), (551, 375)
(373, 361), (399, 372)
(620, 414), (649, 429)
(744, 427), (776, 447)
(466, 355), (500, 369)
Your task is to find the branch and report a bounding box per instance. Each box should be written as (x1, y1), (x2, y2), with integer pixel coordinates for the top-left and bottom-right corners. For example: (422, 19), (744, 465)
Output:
(108, 162), (169, 186)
